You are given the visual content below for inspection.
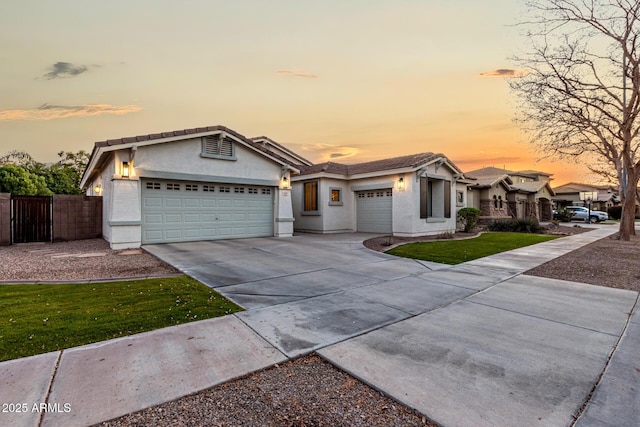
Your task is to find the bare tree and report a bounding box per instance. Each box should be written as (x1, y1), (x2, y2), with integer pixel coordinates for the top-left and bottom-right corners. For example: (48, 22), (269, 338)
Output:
(511, 0), (640, 240)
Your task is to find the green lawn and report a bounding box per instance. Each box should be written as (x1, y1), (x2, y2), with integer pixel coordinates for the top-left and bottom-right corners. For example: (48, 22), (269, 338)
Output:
(386, 232), (560, 265)
(0, 276), (242, 362)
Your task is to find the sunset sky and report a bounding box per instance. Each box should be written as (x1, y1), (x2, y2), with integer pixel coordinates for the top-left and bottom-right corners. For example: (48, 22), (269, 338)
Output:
(0, 1), (595, 185)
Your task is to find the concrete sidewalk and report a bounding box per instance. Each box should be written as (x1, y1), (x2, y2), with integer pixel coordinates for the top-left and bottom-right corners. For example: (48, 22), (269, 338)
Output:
(1, 225), (638, 427)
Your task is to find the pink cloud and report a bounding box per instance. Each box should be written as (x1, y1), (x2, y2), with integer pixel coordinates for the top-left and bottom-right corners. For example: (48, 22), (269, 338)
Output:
(276, 70), (318, 78)
(0, 103), (142, 121)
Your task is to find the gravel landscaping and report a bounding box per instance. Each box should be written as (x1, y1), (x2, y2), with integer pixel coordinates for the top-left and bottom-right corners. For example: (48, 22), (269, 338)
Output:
(0, 239), (179, 282)
(525, 232), (640, 291)
(99, 355), (435, 427)
(3, 229), (637, 426)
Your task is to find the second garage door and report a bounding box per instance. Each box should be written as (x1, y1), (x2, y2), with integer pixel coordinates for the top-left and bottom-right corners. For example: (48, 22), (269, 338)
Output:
(356, 189), (392, 233)
(141, 179), (274, 244)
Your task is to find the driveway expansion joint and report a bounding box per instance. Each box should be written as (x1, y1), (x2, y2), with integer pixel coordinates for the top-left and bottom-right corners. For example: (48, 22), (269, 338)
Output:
(572, 293), (640, 426)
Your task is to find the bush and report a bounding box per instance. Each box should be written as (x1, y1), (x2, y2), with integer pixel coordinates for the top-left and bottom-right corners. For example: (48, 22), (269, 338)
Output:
(487, 218), (542, 233)
(554, 208), (575, 222)
(608, 206), (622, 220)
(457, 207), (481, 233)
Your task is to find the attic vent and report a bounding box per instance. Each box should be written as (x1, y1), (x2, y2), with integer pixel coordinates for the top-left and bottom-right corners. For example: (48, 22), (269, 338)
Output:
(201, 133), (235, 160)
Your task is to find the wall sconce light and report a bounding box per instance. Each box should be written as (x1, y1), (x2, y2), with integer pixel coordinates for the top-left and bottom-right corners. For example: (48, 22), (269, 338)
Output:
(94, 184), (102, 194)
(122, 161), (130, 178)
(397, 176), (405, 190)
(281, 176), (291, 189)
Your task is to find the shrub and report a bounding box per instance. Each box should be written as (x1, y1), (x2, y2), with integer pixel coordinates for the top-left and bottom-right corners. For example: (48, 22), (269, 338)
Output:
(608, 206), (622, 220)
(457, 207), (482, 233)
(487, 218), (542, 233)
(554, 208), (575, 222)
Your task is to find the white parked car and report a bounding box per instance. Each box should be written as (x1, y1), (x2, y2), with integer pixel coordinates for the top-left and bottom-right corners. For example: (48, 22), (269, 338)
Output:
(565, 206), (608, 223)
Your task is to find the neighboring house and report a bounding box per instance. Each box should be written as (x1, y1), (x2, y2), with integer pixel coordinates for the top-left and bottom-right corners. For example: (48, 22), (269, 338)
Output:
(465, 167), (555, 221)
(290, 153), (468, 237)
(80, 126), (304, 249)
(552, 182), (619, 211)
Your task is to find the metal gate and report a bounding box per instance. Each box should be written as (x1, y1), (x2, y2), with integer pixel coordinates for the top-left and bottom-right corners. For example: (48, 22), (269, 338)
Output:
(12, 196), (52, 243)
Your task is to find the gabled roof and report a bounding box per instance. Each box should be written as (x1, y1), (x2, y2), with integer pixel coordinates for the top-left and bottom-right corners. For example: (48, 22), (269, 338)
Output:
(81, 125), (299, 188)
(297, 152), (463, 178)
(512, 180), (555, 195)
(553, 182), (616, 194)
(466, 166), (553, 180)
(468, 173), (513, 189)
(250, 136), (313, 167)
(465, 166), (555, 195)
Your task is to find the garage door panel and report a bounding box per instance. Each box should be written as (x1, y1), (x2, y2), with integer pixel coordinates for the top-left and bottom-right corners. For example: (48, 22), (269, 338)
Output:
(144, 214), (163, 224)
(141, 179), (274, 244)
(183, 198), (201, 208)
(184, 214), (200, 223)
(165, 229), (182, 239)
(165, 198), (181, 208)
(165, 214), (182, 223)
(144, 198), (163, 208)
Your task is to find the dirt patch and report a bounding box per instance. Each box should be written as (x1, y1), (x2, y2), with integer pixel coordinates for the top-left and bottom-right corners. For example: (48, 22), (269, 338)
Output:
(0, 239), (179, 282)
(525, 233), (640, 292)
(100, 354), (435, 427)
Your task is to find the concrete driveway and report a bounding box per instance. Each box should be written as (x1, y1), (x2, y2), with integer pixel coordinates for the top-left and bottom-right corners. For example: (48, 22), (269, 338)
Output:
(144, 229), (639, 426)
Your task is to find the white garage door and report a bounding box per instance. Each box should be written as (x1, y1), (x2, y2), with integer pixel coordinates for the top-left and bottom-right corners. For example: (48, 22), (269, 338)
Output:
(141, 179), (274, 244)
(356, 189), (393, 233)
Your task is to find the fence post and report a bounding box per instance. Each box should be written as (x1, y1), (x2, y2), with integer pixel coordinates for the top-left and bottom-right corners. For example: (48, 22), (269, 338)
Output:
(0, 193), (10, 245)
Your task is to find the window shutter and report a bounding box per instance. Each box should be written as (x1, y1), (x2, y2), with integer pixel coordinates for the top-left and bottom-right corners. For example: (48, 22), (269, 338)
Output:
(444, 180), (451, 218)
(203, 135), (219, 155)
(203, 134), (233, 157)
(220, 137), (233, 157)
(420, 177), (427, 218)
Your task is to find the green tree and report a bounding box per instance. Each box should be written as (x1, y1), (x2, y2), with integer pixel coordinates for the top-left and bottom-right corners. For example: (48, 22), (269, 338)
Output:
(0, 164), (53, 196)
(48, 150), (90, 194)
(0, 150), (89, 195)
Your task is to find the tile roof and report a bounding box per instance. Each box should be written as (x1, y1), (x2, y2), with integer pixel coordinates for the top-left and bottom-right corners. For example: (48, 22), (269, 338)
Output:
(298, 152), (454, 176)
(468, 174), (512, 188)
(553, 182), (615, 193)
(250, 136), (312, 166)
(466, 166), (553, 180)
(91, 125), (297, 168)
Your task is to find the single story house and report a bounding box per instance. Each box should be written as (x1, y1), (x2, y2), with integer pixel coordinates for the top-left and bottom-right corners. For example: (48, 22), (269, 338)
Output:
(465, 167), (555, 221)
(291, 153), (469, 236)
(552, 182), (619, 211)
(80, 126), (308, 249)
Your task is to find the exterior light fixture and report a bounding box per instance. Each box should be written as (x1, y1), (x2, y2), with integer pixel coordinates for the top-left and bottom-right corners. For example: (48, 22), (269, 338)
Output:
(122, 161), (130, 178)
(281, 176), (291, 189)
(397, 176), (405, 190)
(94, 184), (102, 194)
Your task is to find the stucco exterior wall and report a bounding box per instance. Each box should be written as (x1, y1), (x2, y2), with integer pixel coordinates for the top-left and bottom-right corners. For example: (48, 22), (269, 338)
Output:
(134, 137), (282, 184)
(93, 137), (289, 248)
(292, 178), (355, 233)
(293, 163), (460, 237)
